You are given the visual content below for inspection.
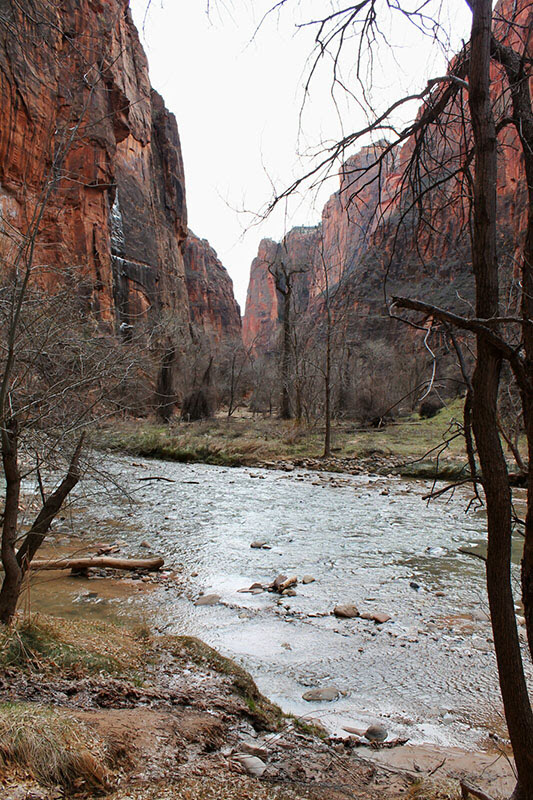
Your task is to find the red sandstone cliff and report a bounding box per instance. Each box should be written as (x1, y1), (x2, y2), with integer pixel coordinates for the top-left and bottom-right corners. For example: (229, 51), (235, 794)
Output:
(183, 231), (241, 342)
(0, 0), (240, 358)
(243, 0), (530, 352)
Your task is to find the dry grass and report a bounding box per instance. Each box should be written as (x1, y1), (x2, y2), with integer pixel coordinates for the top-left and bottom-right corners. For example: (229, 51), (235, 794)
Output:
(0, 703), (111, 792)
(92, 399), (474, 472)
(0, 614), (145, 675)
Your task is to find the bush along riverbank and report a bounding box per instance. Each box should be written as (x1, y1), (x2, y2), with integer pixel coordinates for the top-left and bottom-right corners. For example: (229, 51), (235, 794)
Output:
(0, 614), (517, 800)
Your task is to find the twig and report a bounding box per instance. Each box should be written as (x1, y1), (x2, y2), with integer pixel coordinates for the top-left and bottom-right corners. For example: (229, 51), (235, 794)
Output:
(138, 476), (175, 483)
(458, 548), (487, 562)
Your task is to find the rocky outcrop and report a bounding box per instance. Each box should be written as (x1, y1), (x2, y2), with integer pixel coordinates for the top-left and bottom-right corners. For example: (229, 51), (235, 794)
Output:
(242, 0), (529, 355)
(242, 228), (319, 350)
(0, 0), (240, 359)
(183, 231), (241, 342)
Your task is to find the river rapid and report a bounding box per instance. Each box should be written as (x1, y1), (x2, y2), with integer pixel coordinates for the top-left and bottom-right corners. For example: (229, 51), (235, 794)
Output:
(30, 455), (532, 751)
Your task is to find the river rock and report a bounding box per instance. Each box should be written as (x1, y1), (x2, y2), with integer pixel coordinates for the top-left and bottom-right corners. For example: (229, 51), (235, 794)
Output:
(279, 576), (298, 592)
(360, 611), (391, 624)
(282, 588), (297, 596)
(140, 541), (151, 549)
(302, 575), (315, 584)
(334, 604), (359, 618)
(236, 741), (269, 760)
(272, 574), (288, 591)
(302, 686), (340, 702)
(194, 594), (221, 606)
(250, 541), (269, 549)
(364, 724), (388, 742)
(232, 753), (267, 777)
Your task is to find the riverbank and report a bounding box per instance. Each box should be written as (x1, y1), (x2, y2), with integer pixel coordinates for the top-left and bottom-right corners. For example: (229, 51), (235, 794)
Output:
(0, 614), (516, 800)
(92, 399), (526, 483)
(93, 401), (473, 479)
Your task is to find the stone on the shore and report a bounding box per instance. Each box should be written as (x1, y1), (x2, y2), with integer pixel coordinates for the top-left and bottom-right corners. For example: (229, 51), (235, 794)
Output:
(302, 575), (315, 584)
(140, 541), (151, 549)
(302, 686), (340, 702)
(194, 594), (221, 606)
(360, 611), (391, 624)
(233, 753), (267, 777)
(250, 541), (268, 549)
(364, 724), (388, 742)
(334, 604), (359, 618)
(282, 588), (297, 596)
(237, 741), (269, 760)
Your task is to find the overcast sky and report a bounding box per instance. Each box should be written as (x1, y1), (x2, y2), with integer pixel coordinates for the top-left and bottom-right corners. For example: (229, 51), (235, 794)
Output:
(129, 1), (472, 310)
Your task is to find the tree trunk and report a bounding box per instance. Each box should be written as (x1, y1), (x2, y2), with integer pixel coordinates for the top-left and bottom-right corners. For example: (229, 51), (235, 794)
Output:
(0, 420), (22, 624)
(30, 556), (164, 571)
(469, 2), (533, 796)
(155, 345), (177, 423)
(16, 435), (84, 574)
(323, 311), (332, 458)
(280, 284), (292, 420)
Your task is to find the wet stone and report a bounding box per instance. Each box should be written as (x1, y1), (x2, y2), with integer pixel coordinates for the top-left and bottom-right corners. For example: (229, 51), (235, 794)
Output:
(302, 686), (340, 702)
(194, 594), (221, 606)
(334, 604), (359, 618)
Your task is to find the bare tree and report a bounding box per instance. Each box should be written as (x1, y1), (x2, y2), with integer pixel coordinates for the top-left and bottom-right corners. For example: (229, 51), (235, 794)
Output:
(256, 0), (533, 795)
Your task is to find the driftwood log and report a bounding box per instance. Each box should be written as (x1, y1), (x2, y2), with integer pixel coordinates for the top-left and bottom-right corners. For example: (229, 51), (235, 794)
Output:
(460, 780), (495, 800)
(29, 556), (165, 572)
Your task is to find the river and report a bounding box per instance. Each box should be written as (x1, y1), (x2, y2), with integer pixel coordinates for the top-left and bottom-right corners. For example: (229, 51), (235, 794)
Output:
(28, 455), (531, 751)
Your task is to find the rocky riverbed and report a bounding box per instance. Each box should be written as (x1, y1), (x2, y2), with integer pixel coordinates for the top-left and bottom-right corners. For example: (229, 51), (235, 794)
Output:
(24, 457), (531, 757)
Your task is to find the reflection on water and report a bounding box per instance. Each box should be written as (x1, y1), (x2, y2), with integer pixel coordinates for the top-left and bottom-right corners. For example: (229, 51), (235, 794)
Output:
(23, 456), (531, 749)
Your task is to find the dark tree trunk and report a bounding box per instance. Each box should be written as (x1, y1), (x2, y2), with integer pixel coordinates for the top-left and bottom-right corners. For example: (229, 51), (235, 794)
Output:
(155, 345), (177, 423)
(323, 308), (332, 458)
(16, 435), (84, 574)
(0, 420), (22, 624)
(492, 10), (533, 663)
(469, 2), (533, 796)
(280, 283), (292, 420)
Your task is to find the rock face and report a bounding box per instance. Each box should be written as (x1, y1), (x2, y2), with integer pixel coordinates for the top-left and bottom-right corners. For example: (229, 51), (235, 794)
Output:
(183, 231), (241, 343)
(242, 228), (319, 350)
(0, 0), (239, 354)
(242, 0), (529, 357)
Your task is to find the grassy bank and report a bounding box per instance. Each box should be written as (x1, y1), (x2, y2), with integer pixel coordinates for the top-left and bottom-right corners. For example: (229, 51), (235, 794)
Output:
(0, 613), (515, 800)
(93, 399), (474, 477)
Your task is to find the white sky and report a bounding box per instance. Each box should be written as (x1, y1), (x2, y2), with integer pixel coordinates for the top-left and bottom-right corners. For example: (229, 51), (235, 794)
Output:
(129, 1), (472, 310)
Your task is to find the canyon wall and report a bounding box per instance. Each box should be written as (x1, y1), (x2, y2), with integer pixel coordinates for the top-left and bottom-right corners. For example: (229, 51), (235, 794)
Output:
(0, 0), (239, 353)
(183, 231), (241, 342)
(243, 0), (529, 354)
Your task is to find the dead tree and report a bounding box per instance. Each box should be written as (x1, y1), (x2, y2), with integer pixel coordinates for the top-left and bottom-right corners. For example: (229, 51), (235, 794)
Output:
(258, 0), (533, 795)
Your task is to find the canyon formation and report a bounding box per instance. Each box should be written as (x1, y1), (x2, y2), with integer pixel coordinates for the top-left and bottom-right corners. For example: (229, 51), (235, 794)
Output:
(242, 0), (529, 367)
(0, 0), (240, 367)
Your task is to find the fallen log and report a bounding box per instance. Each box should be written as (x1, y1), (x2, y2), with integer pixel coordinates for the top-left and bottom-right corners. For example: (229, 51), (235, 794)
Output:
(29, 556), (165, 572)
(460, 780), (495, 800)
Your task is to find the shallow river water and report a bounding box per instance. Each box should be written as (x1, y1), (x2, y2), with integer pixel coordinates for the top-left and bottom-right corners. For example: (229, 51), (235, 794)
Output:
(29, 456), (532, 750)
